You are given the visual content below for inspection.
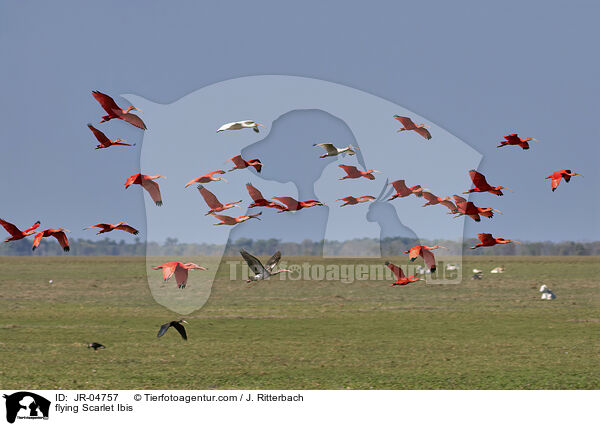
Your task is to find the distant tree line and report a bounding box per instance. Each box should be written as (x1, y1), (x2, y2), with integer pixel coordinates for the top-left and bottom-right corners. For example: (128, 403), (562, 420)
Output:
(1, 236), (599, 256)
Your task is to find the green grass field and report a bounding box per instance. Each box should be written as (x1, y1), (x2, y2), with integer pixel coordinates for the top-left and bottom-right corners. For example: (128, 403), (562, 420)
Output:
(0, 256), (598, 389)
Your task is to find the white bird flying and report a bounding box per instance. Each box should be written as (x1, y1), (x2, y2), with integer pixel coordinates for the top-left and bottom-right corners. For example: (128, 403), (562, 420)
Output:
(217, 121), (264, 133)
(312, 143), (358, 158)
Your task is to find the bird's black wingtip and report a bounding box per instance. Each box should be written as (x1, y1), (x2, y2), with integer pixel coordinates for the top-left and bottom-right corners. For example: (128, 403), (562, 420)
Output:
(64, 247), (70, 252)
(34, 220), (41, 225)
(133, 231), (139, 235)
(430, 267), (437, 273)
(384, 261), (390, 265)
(155, 201), (163, 206)
(253, 127), (259, 133)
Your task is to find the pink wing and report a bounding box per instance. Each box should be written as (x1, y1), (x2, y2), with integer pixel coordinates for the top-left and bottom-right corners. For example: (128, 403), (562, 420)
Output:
(153, 263), (177, 281)
(339, 164), (359, 175)
(114, 224), (139, 235)
(415, 127), (432, 140)
(174, 266), (189, 287)
(386, 262), (405, 280)
(421, 248), (436, 271)
(197, 185), (223, 209)
(246, 183), (265, 202)
(0, 218), (22, 237)
(407, 246), (422, 261)
(23, 221), (41, 233)
(142, 179), (163, 206)
(211, 214), (235, 225)
(393, 115), (416, 129)
(183, 263), (207, 271)
(87, 124), (111, 146)
(421, 192), (438, 203)
(230, 155), (247, 168)
(120, 113), (147, 130)
(52, 231), (70, 252)
(31, 232), (44, 250)
(92, 91), (121, 114)
(272, 197), (300, 210)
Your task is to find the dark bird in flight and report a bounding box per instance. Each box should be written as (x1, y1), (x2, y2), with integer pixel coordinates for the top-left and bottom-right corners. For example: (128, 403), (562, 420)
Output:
(240, 249), (292, 283)
(157, 320), (188, 340)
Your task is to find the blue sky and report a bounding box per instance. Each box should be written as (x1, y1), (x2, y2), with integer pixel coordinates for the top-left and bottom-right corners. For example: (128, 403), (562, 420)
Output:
(0, 1), (598, 244)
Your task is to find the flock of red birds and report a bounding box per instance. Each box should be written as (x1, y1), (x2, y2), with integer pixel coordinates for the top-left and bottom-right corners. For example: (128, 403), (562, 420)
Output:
(0, 94), (583, 288)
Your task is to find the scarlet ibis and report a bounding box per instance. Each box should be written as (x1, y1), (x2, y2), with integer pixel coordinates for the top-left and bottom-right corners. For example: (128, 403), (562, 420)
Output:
(228, 155), (262, 173)
(124, 173), (165, 206)
(217, 121), (264, 133)
(336, 195), (375, 206)
(272, 197), (324, 212)
(497, 133), (536, 150)
(470, 233), (520, 249)
(84, 222), (139, 235)
(403, 245), (446, 272)
(197, 185), (242, 215)
(438, 199), (459, 214)
(91, 91), (147, 130)
(211, 212), (262, 225)
(388, 180), (427, 200)
(87, 343), (105, 350)
(32, 228), (70, 252)
(393, 115), (432, 140)
(157, 320), (188, 340)
(313, 143), (358, 158)
(464, 170), (512, 196)
(185, 170), (227, 187)
(452, 195), (501, 222)
(152, 262), (207, 289)
(385, 262), (423, 286)
(338, 165), (379, 180)
(240, 250), (292, 283)
(0, 218), (41, 242)
(421, 192), (452, 207)
(246, 183), (286, 210)
(87, 124), (134, 149)
(546, 169), (583, 192)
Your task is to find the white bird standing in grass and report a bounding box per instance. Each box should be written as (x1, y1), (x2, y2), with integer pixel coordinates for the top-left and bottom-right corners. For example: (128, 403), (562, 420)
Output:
(217, 120), (264, 133)
(313, 143), (358, 158)
(539, 285), (556, 300)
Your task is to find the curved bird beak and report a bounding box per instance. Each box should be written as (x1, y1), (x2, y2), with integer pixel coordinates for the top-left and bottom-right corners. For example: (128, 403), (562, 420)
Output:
(256, 123), (264, 127)
(503, 187), (514, 191)
(221, 177), (228, 182)
(492, 209), (503, 214)
(133, 107), (143, 113)
(574, 173), (583, 177)
(181, 320), (188, 324)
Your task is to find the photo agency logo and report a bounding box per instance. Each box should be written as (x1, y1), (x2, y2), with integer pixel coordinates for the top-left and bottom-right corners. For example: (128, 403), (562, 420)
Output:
(3, 392), (50, 424)
(122, 75), (481, 314)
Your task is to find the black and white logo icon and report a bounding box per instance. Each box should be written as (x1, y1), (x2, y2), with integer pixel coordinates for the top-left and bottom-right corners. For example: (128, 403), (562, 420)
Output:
(3, 392), (50, 424)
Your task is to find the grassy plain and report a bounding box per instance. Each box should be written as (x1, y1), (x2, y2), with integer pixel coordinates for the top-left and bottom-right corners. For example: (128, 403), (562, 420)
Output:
(0, 256), (598, 389)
